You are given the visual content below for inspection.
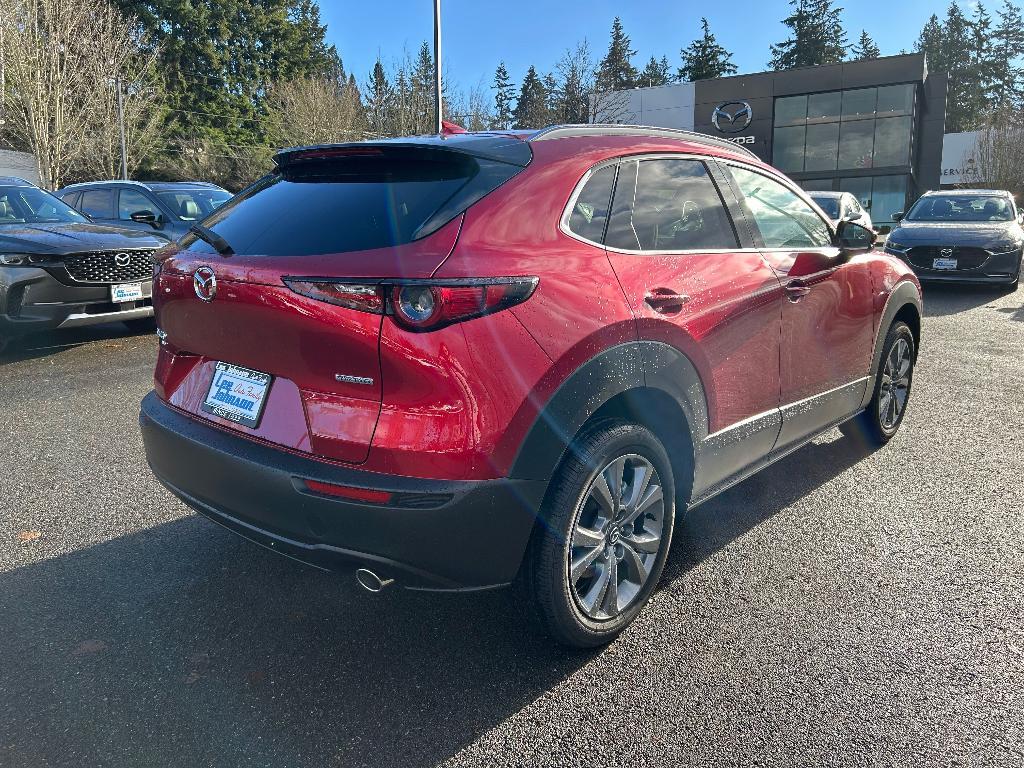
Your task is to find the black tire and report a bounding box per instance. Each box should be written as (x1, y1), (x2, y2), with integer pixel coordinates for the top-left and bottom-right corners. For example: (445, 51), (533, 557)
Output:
(521, 420), (676, 648)
(123, 317), (157, 334)
(0, 335), (8, 356)
(840, 321), (915, 446)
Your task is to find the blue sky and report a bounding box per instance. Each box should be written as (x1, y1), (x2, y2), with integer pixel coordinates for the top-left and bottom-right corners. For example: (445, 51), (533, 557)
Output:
(320, 0), (947, 91)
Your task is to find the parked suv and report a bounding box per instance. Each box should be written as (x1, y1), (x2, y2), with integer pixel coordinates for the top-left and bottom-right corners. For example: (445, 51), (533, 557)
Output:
(0, 177), (166, 353)
(140, 127), (923, 647)
(57, 181), (231, 241)
(885, 189), (1024, 287)
(808, 190), (874, 232)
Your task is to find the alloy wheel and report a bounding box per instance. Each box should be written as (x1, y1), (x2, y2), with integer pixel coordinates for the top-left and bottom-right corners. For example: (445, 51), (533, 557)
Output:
(879, 337), (912, 430)
(568, 454), (665, 621)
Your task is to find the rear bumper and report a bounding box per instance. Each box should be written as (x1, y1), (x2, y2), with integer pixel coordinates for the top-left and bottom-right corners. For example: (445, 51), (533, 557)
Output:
(0, 266), (153, 337)
(139, 392), (546, 590)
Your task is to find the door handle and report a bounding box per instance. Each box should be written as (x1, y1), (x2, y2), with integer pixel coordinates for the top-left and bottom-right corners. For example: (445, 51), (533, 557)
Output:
(785, 279), (812, 302)
(644, 289), (690, 314)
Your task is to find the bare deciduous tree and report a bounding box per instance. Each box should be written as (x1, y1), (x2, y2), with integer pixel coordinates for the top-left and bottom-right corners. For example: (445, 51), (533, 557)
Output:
(266, 74), (366, 147)
(972, 122), (1024, 197)
(0, 0), (165, 189)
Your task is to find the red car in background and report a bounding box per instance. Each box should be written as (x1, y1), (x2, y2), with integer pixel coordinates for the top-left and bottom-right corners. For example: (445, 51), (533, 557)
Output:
(140, 125), (922, 647)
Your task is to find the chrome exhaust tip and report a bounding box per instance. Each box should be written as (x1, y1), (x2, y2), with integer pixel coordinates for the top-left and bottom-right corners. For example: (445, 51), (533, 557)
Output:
(355, 568), (395, 593)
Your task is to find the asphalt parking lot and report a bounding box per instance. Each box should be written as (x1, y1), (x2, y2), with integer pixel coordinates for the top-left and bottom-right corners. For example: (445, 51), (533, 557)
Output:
(2, 285), (1023, 768)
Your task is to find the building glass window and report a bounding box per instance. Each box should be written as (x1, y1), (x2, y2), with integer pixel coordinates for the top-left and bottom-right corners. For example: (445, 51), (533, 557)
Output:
(774, 95), (808, 126)
(838, 120), (875, 169)
(772, 125), (806, 172)
(841, 87), (877, 121)
(804, 123), (840, 172)
(806, 92), (842, 124)
(839, 175), (908, 231)
(876, 84), (915, 118)
(872, 116), (913, 167)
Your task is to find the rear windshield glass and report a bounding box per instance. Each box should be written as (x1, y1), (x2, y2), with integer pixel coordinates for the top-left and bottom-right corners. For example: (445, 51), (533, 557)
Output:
(906, 194), (1014, 222)
(182, 150), (522, 256)
(810, 196), (840, 219)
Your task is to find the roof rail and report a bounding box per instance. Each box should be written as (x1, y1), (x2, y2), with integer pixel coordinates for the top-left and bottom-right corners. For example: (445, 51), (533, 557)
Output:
(0, 176), (35, 187)
(530, 124), (760, 160)
(60, 179), (151, 190)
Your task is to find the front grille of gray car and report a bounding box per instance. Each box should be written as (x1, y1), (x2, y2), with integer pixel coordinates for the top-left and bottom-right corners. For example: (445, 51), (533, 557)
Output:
(63, 250), (157, 283)
(906, 246), (990, 271)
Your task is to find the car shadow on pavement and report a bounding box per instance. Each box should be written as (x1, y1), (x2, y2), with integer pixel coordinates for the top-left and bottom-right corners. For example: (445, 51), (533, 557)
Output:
(0, 323), (153, 367)
(0, 431), (874, 768)
(921, 283), (1016, 317)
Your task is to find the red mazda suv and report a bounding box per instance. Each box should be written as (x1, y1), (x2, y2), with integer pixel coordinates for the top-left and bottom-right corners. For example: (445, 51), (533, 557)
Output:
(140, 126), (922, 647)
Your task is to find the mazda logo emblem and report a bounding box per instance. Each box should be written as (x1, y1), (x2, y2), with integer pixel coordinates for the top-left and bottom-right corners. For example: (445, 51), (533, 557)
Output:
(712, 101), (753, 133)
(114, 252), (131, 268)
(940, 247), (954, 257)
(193, 266), (217, 302)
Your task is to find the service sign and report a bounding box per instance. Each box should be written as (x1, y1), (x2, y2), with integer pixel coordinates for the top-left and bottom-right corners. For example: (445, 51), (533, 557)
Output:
(941, 131), (985, 184)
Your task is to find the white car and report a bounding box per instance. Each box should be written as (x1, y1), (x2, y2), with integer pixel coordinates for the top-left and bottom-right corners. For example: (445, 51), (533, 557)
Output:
(809, 191), (874, 232)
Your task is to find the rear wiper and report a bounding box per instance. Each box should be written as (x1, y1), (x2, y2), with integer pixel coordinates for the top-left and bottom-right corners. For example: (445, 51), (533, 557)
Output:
(189, 224), (234, 255)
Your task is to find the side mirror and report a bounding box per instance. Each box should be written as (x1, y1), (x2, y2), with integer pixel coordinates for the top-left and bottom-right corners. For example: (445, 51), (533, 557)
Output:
(892, 212), (904, 223)
(835, 219), (876, 252)
(129, 210), (161, 228)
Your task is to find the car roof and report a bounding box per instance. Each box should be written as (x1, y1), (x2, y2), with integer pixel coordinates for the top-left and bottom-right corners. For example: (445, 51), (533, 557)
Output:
(58, 179), (226, 193)
(0, 176), (36, 187)
(923, 189), (1011, 197)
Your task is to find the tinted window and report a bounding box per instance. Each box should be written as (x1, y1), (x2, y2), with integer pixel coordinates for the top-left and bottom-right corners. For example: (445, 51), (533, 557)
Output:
(873, 116), (912, 167)
(79, 189), (114, 218)
(772, 126), (806, 173)
(186, 151), (522, 256)
(842, 88), (876, 121)
(118, 189), (154, 220)
(906, 194), (1014, 222)
(0, 186), (88, 225)
(606, 158), (737, 252)
(876, 84), (914, 118)
(838, 120), (875, 169)
(774, 95), (807, 127)
(728, 166), (832, 248)
(807, 91), (842, 124)
(60, 191), (81, 209)
(567, 165), (615, 243)
(811, 195), (841, 219)
(804, 122), (839, 172)
(156, 189), (231, 221)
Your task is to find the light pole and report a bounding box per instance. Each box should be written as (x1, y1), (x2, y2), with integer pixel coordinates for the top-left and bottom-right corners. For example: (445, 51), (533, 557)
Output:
(116, 76), (128, 179)
(433, 0), (442, 134)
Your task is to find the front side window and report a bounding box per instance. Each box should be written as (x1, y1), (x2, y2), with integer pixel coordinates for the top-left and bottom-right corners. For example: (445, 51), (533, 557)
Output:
(157, 189), (231, 222)
(118, 189), (154, 220)
(727, 165), (832, 249)
(566, 164), (616, 244)
(79, 189), (114, 219)
(606, 158), (738, 252)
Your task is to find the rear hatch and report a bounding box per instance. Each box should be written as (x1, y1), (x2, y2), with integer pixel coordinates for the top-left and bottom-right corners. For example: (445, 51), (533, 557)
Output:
(154, 139), (530, 464)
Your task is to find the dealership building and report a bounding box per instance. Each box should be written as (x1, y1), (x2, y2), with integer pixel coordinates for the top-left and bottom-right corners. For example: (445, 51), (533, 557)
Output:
(606, 53), (954, 231)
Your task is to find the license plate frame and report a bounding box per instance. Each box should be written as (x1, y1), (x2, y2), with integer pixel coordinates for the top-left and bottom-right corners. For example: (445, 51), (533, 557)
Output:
(201, 362), (273, 429)
(111, 282), (144, 303)
(932, 257), (958, 271)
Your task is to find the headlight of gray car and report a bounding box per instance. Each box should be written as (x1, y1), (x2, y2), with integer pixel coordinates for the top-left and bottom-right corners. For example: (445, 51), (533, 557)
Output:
(989, 242), (1023, 255)
(884, 240), (909, 253)
(0, 253), (61, 266)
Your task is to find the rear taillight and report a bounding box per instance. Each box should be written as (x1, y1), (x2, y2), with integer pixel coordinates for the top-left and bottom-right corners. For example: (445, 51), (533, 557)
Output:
(283, 277), (538, 332)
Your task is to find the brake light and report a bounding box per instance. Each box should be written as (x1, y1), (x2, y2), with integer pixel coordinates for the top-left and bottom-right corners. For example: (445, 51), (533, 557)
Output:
(283, 277), (538, 332)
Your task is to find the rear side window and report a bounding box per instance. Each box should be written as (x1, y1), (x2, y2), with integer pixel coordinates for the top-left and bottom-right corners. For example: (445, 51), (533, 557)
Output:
(61, 192), (81, 209)
(567, 165), (616, 244)
(727, 166), (832, 248)
(79, 189), (114, 218)
(186, 150), (524, 257)
(606, 158), (738, 252)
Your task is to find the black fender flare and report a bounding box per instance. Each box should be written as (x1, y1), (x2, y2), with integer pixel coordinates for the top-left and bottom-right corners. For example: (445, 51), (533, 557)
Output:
(508, 341), (709, 483)
(860, 278), (923, 409)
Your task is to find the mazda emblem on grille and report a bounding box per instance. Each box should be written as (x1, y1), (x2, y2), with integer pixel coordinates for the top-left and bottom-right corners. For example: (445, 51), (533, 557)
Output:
(940, 247), (954, 257)
(114, 252), (131, 268)
(194, 266), (217, 302)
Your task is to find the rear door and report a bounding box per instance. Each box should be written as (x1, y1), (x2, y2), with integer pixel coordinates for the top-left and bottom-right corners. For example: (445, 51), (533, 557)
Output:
(154, 144), (527, 465)
(78, 188), (116, 225)
(722, 163), (876, 448)
(601, 155), (785, 493)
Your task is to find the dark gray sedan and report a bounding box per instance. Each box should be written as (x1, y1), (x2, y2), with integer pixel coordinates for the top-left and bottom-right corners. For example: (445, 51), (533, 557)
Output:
(885, 189), (1023, 287)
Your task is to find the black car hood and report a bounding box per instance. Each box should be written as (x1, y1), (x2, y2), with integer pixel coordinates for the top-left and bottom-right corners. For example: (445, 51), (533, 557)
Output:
(0, 222), (165, 255)
(889, 220), (1023, 249)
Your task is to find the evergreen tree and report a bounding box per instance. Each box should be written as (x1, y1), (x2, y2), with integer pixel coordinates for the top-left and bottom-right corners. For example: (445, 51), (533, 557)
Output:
(543, 71), (560, 123)
(555, 41), (595, 124)
(412, 42), (436, 131)
(513, 66), (549, 128)
(991, 0), (1024, 112)
(916, 2), (981, 132)
(596, 17), (638, 90)
(768, 0), (847, 70)
(639, 55), (671, 87)
(365, 58), (393, 137)
(916, 14), (945, 72)
(678, 18), (738, 81)
(492, 62), (515, 129)
(850, 30), (881, 60)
